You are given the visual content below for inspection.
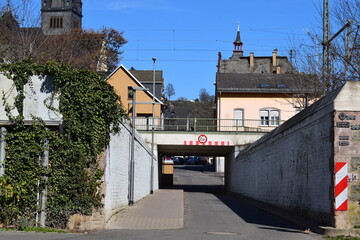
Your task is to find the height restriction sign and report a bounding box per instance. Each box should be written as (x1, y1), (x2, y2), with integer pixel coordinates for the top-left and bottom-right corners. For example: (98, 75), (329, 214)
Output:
(198, 135), (208, 144)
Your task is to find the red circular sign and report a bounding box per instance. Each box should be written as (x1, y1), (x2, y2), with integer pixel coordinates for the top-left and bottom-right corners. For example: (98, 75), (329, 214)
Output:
(198, 135), (208, 144)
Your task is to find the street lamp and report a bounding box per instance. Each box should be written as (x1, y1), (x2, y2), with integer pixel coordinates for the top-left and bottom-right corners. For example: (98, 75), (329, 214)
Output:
(129, 86), (148, 206)
(151, 58), (156, 194)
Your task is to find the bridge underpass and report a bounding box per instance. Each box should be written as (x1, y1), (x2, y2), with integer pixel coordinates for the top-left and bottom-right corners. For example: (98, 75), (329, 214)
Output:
(157, 144), (234, 156)
(157, 143), (235, 190)
(139, 131), (263, 190)
(137, 117), (278, 188)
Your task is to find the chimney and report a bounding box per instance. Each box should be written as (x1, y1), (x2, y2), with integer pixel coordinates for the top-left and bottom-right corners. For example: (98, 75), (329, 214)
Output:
(250, 52), (254, 68)
(217, 52), (222, 72)
(272, 49), (278, 67)
(276, 66), (281, 74)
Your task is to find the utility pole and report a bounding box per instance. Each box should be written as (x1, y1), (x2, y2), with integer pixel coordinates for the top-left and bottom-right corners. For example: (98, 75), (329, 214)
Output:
(322, 0), (352, 91)
(322, 0), (330, 90)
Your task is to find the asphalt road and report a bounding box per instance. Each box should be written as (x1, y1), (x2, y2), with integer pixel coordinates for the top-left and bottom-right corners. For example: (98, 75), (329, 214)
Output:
(0, 165), (324, 240)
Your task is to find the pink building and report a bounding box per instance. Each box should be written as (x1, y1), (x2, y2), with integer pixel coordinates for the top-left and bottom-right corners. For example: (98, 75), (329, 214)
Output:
(215, 28), (318, 131)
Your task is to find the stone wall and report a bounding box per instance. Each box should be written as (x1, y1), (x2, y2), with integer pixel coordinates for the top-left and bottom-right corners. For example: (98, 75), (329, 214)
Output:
(333, 111), (360, 228)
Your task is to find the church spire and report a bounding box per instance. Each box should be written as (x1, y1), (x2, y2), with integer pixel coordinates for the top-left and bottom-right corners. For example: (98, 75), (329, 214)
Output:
(233, 23), (243, 55)
(6, 0), (11, 12)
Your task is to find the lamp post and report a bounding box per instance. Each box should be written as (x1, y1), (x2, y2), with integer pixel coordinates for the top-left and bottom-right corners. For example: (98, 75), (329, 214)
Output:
(151, 58), (156, 194)
(129, 86), (148, 206)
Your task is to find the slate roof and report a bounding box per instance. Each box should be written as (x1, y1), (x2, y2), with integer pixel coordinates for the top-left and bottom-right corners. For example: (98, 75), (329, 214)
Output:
(216, 73), (318, 94)
(233, 30), (242, 44)
(129, 70), (164, 84)
(129, 70), (164, 100)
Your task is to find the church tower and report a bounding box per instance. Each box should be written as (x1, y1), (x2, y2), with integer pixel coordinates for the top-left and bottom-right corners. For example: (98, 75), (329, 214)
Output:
(41, 0), (82, 35)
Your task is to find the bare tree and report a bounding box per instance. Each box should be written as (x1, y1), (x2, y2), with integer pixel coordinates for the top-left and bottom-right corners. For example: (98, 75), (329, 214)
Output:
(0, 1), (127, 71)
(165, 83), (175, 100)
(295, 0), (360, 93)
(199, 88), (215, 103)
(177, 97), (188, 101)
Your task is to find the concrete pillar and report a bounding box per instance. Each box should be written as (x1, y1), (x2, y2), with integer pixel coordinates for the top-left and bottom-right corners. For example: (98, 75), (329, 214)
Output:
(0, 127), (7, 176)
(224, 146), (241, 192)
(40, 139), (49, 227)
(215, 157), (225, 173)
(150, 144), (158, 193)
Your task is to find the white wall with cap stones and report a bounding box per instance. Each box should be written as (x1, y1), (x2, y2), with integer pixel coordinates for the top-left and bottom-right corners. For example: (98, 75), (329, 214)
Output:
(104, 120), (158, 220)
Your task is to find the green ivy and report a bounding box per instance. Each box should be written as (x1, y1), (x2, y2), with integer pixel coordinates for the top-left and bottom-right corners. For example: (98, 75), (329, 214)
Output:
(0, 60), (126, 228)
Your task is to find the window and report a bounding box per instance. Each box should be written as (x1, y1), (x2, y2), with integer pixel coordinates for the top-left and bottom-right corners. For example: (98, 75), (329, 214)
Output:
(50, 17), (63, 28)
(293, 94), (308, 110)
(73, 19), (80, 29)
(233, 109), (244, 126)
(260, 108), (280, 126)
(128, 87), (134, 100)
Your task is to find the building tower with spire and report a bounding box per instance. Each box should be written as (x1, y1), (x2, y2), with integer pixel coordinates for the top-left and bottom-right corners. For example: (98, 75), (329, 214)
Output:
(41, 0), (83, 35)
(232, 24), (243, 58)
(217, 25), (297, 74)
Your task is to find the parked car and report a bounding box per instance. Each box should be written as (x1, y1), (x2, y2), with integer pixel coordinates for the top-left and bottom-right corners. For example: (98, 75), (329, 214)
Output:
(186, 157), (199, 165)
(177, 157), (185, 165)
(198, 157), (208, 165)
(173, 157), (180, 165)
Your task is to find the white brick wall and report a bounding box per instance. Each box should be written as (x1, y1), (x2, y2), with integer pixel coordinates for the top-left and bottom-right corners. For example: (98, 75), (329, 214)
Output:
(104, 121), (158, 220)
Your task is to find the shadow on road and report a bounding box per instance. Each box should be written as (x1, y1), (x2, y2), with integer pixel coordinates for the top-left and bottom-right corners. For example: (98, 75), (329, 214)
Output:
(169, 184), (225, 193)
(214, 193), (307, 233)
(169, 165), (309, 234)
(173, 165), (215, 172)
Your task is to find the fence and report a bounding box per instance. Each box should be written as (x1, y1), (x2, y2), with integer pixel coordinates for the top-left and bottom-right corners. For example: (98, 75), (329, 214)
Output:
(134, 117), (284, 133)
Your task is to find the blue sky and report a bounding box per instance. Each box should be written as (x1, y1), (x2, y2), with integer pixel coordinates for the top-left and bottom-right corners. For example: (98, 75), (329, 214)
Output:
(43, 0), (326, 100)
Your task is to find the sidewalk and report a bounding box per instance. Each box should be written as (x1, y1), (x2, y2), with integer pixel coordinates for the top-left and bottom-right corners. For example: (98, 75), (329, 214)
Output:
(105, 189), (184, 230)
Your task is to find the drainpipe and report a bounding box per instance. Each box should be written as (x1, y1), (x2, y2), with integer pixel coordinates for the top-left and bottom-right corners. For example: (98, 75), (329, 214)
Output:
(218, 92), (221, 130)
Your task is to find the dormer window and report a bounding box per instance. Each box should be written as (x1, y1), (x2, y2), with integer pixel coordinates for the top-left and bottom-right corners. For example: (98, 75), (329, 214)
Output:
(66, 1), (70, 6)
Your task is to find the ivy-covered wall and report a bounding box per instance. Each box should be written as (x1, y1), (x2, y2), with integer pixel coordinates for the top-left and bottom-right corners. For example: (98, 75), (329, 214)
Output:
(0, 60), (126, 229)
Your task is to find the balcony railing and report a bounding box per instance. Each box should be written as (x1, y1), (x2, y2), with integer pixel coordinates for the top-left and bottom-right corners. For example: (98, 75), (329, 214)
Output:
(133, 117), (284, 133)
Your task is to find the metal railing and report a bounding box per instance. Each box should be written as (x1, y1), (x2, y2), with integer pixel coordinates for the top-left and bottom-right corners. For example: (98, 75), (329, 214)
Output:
(134, 117), (284, 133)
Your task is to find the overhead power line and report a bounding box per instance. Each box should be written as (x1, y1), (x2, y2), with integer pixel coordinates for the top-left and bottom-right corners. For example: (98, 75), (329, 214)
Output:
(122, 48), (296, 52)
(122, 59), (216, 62)
(123, 28), (308, 34)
